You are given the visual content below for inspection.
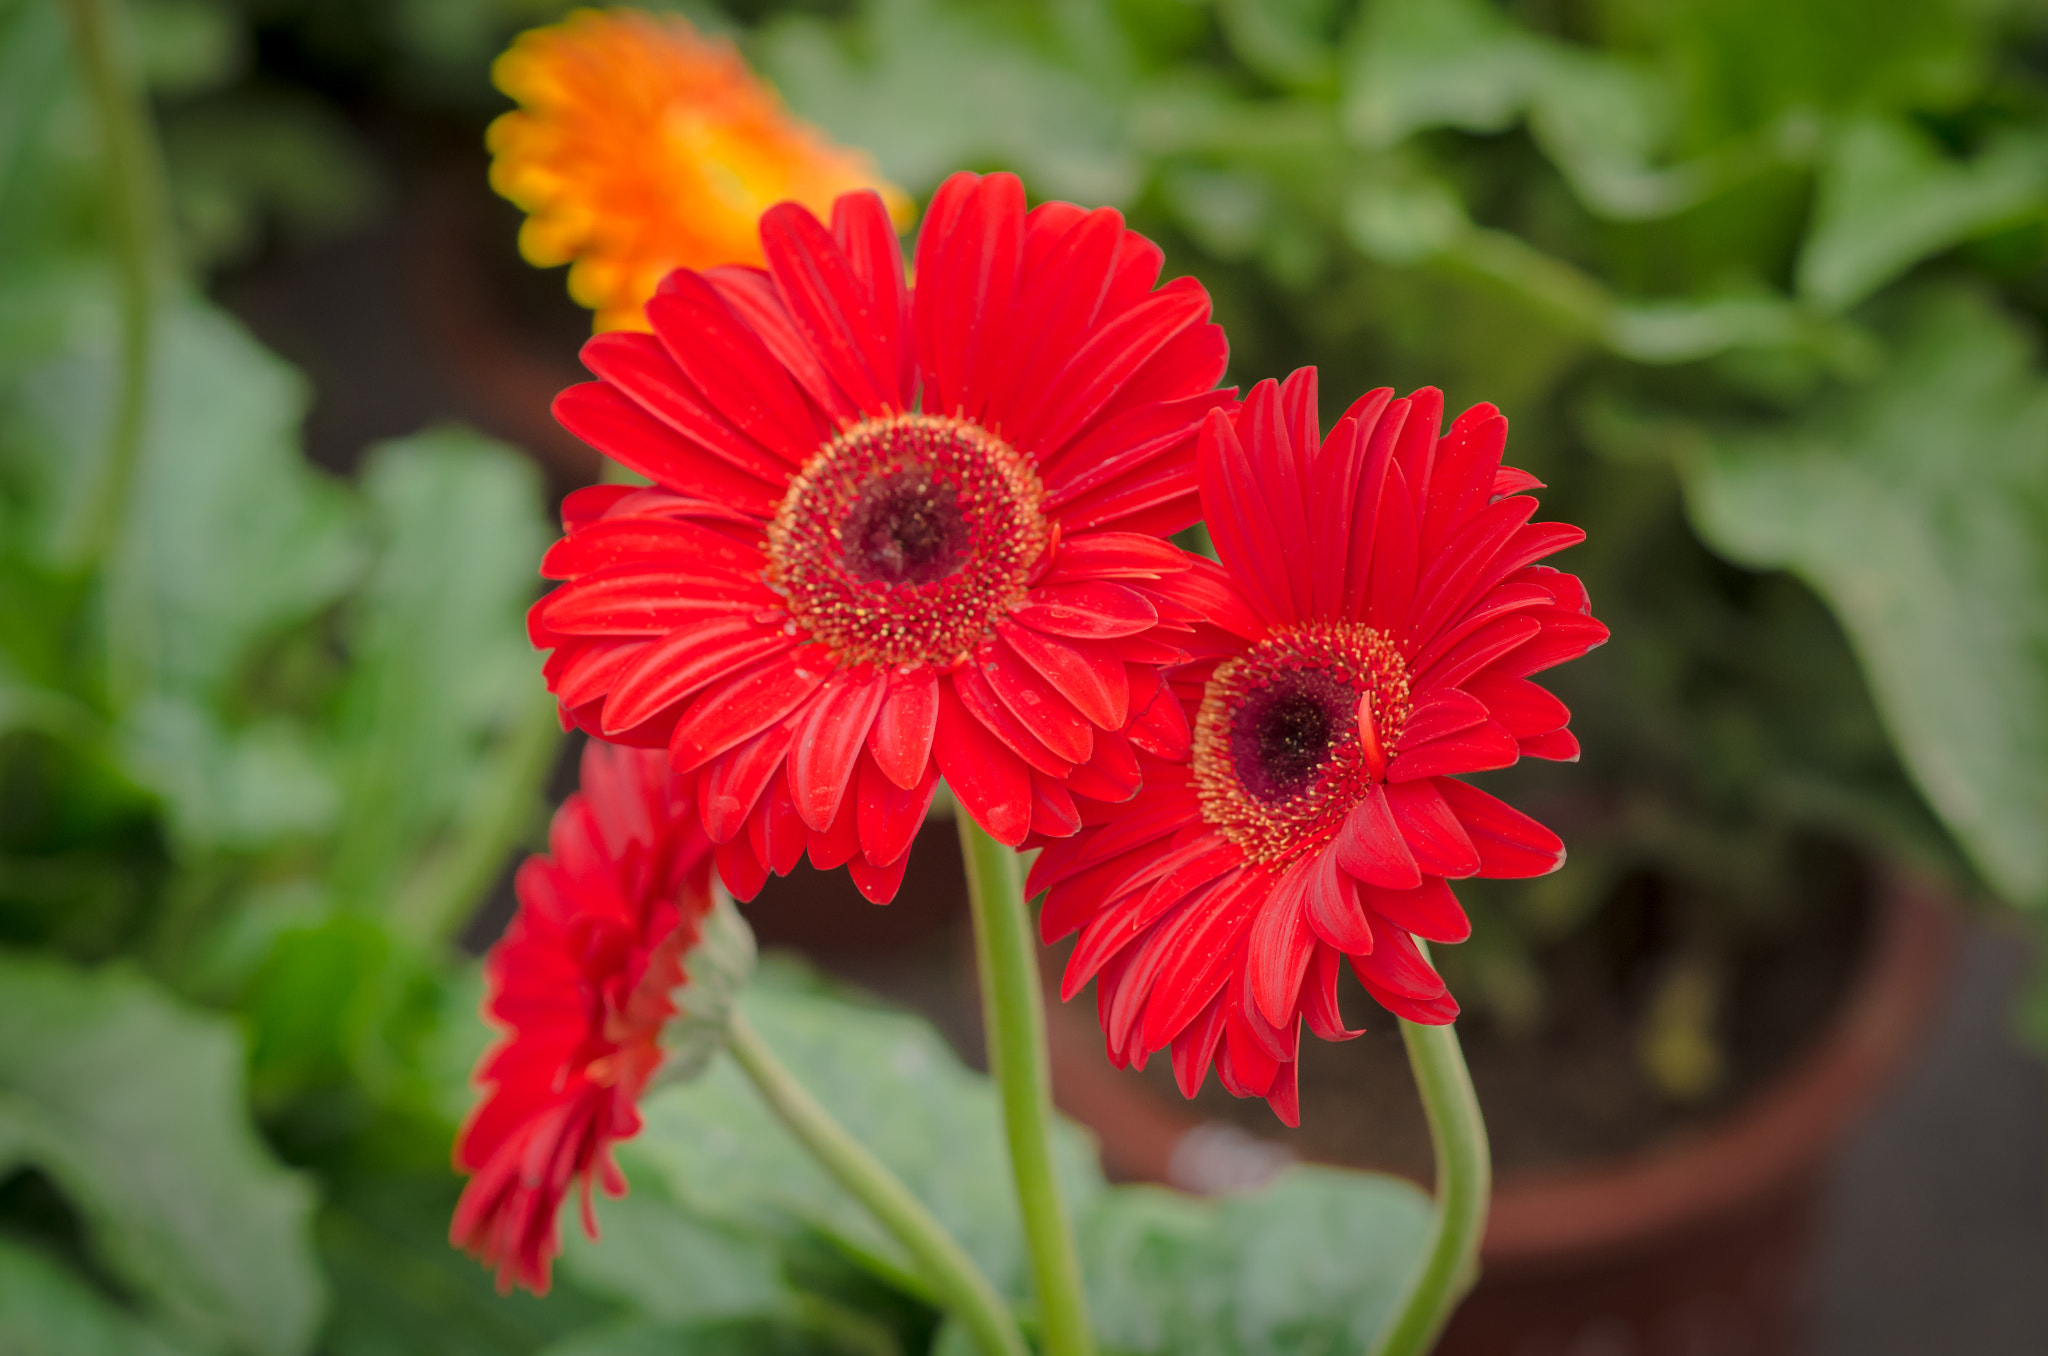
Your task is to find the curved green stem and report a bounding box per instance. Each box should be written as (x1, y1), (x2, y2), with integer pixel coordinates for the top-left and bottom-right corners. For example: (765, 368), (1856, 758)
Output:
(956, 814), (1093, 1356)
(1367, 1017), (1492, 1356)
(62, 0), (163, 567)
(725, 1013), (1029, 1356)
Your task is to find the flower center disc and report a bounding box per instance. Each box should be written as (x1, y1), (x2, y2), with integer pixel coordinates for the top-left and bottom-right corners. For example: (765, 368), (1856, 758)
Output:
(767, 414), (1049, 667)
(1192, 623), (1412, 864)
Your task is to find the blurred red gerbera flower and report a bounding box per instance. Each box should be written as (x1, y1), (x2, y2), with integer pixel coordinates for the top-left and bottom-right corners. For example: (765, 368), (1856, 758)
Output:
(531, 171), (1233, 903)
(452, 741), (717, 1294)
(1028, 370), (1608, 1125)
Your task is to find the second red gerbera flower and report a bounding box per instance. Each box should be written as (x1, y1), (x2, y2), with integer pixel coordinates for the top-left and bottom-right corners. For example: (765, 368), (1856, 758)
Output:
(1029, 369), (1608, 1125)
(531, 171), (1233, 903)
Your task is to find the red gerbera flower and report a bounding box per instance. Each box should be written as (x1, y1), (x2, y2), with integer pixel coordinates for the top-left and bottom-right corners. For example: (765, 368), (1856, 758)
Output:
(452, 741), (717, 1294)
(1028, 370), (1608, 1125)
(529, 171), (1232, 904)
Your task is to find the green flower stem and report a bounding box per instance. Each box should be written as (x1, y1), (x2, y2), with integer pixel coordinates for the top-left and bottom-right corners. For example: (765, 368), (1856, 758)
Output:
(394, 683), (563, 950)
(956, 813), (1094, 1356)
(725, 1012), (1029, 1356)
(1368, 1016), (1492, 1356)
(62, 0), (163, 567)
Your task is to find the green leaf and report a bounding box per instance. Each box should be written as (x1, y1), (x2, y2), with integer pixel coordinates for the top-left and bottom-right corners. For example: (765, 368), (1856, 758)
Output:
(596, 970), (1433, 1353)
(0, 951), (325, 1355)
(1678, 283), (2048, 904)
(324, 428), (549, 935)
(0, 1235), (191, 1356)
(1341, 0), (1550, 149)
(629, 970), (1105, 1301)
(757, 0), (1138, 204)
(1798, 116), (2048, 311)
(100, 297), (361, 703)
(1079, 1170), (1434, 1356)
(318, 1167), (622, 1356)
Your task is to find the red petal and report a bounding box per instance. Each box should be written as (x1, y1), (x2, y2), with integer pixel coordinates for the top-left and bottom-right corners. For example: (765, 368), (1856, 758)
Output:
(848, 851), (912, 904)
(645, 270), (829, 464)
(1170, 992), (1229, 1099)
(1382, 780), (1481, 878)
(1246, 860), (1316, 1029)
(1304, 849), (1375, 953)
(1349, 926), (1447, 1002)
(789, 670), (888, 832)
(996, 621), (1128, 729)
(1415, 612), (1542, 692)
(715, 835), (769, 902)
(832, 190), (912, 408)
(750, 773), (809, 876)
(933, 678), (1033, 845)
(1467, 671), (1569, 737)
(698, 715), (799, 843)
(540, 516), (765, 582)
(914, 172), (1023, 423)
(553, 382), (779, 515)
(1197, 405), (1295, 624)
(1029, 772), (1082, 839)
(537, 570), (763, 637)
(1333, 785), (1422, 890)
(1010, 581), (1159, 639)
(1435, 777), (1565, 878)
(601, 621), (795, 735)
(703, 265), (856, 426)
(868, 666), (940, 790)
(1493, 465), (1544, 496)
(1017, 276), (1212, 461)
(1360, 877), (1471, 945)
(668, 645), (833, 772)
(982, 637), (1094, 764)
(581, 331), (797, 485)
(1386, 720), (1520, 783)
(856, 752), (939, 868)
(1300, 943), (1364, 1041)
(1395, 687), (1489, 749)
(1500, 610), (1611, 677)
(806, 779), (861, 870)
(760, 201), (896, 415)
(1133, 871), (1264, 1051)
(1039, 531), (1193, 583)
(1521, 727), (1581, 761)
(956, 664), (1074, 779)
(1125, 668), (1192, 762)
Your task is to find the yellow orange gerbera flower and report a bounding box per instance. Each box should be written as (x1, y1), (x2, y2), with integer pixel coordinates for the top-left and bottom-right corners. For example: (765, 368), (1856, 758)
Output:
(488, 8), (913, 331)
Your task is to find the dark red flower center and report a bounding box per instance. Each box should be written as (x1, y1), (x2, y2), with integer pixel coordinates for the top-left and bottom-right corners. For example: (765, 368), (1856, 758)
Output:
(1193, 624), (1411, 864)
(767, 414), (1048, 667)
(1230, 667), (1358, 803)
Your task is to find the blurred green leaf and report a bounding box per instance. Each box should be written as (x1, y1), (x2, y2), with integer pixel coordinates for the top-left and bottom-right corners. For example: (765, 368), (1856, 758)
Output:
(1798, 116), (2048, 311)
(1342, 0), (1549, 149)
(630, 970), (1105, 1302)
(133, 0), (246, 98)
(758, 0), (1138, 203)
(0, 951), (325, 1355)
(319, 1168), (622, 1356)
(1216, 0), (1340, 94)
(1079, 1170), (1433, 1356)
(119, 697), (337, 851)
(325, 429), (548, 937)
(1679, 283), (2048, 905)
(0, 1235), (191, 1356)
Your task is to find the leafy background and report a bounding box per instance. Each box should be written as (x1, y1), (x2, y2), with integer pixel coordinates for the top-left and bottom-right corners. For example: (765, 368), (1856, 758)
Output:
(4, 0), (2048, 1351)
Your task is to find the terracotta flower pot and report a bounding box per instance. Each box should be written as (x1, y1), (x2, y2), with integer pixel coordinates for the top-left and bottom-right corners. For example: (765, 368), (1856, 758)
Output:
(1044, 871), (1956, 1355)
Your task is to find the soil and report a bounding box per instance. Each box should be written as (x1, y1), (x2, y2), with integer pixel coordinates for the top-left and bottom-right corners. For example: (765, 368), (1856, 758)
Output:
(743, 825), (1876, 1184)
